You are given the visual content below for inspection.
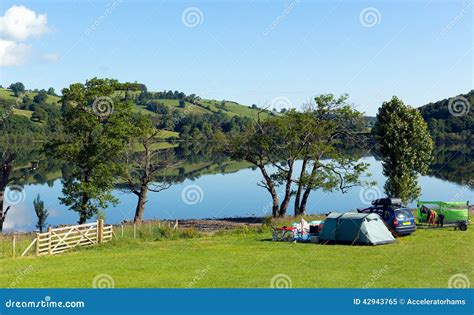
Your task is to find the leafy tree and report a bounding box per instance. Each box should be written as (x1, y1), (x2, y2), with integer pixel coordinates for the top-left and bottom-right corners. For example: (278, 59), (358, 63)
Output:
(46, 78), (136, 224)
(47, 87), (56, 96)
(229, 94), (371, 217)
(33, 194), (49, 232)
(32, 106), (48, 122)
(373, 96), (433, 204)
(9, 82), (25, 97)
(33, 90), (48, 104)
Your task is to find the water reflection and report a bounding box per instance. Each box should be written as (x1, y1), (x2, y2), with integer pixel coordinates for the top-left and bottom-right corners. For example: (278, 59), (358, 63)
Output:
(0, 140), (472, 232)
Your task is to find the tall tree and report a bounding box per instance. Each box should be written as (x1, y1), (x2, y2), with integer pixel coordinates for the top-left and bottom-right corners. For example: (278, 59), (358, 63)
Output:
(229, 94), (371, 217)
(124, 115), (177, 223)
(47, 78), (135, 224)
(33, 194), (49, 232)
(373, 96), (433, 204)
(8, 82), (25, 97)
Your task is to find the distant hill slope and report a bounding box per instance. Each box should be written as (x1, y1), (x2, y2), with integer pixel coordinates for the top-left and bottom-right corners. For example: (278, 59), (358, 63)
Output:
(0, 87), (268, 121)
(418, 90), (473, 141)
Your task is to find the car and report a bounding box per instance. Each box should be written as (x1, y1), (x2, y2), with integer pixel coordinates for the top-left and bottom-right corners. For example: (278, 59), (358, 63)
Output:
(357, 198), (416, 236)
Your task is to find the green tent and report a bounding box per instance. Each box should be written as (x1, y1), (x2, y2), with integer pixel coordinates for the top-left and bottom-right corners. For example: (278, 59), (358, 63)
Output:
(319, 212), (396, 245)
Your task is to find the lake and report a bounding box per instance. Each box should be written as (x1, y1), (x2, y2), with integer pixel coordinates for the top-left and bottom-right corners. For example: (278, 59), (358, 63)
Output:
(2, 143), (472, 232)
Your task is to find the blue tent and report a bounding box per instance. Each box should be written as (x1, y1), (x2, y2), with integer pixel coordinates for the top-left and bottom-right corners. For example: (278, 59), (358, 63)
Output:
(319, 212), (395, 245)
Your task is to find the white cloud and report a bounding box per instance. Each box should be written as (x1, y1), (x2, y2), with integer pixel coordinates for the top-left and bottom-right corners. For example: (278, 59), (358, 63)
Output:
(0, 5), (50, 41)
(42, 52), (60, 62)
(0, 40), (31, 66)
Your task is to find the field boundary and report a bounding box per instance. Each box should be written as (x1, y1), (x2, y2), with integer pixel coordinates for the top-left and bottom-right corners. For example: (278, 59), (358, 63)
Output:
(21, 220), (112, 257)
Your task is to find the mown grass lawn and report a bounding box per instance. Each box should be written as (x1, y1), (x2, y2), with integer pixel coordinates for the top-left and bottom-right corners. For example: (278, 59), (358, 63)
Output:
(1, 227), (472, 288)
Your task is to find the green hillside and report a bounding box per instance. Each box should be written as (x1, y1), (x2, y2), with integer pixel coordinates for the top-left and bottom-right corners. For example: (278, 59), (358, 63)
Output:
(418, 90), (473, 141)
(0, 87), (267, 122)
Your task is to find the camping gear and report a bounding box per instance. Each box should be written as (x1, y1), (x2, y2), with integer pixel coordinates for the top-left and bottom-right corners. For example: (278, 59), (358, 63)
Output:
(272, 218), (319, 242)
(272, 226), (296, 242)
(372, 198), (402, 207)
(416, 201), (470, 231)
(319, 212), (396, 245)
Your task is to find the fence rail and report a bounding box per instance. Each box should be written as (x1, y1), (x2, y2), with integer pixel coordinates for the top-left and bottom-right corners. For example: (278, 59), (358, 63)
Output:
(21, 220), (112, 257)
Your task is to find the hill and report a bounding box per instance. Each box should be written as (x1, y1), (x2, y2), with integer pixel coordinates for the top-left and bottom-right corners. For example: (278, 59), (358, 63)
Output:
(418, 90), (473, 142)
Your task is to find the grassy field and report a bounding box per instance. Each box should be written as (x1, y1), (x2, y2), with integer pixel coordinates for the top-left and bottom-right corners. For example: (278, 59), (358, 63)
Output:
(0, 225), (472, 288)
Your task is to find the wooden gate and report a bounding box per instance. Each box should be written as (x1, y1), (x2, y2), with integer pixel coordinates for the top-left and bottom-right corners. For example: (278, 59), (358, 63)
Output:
(21, 220), (113, 257)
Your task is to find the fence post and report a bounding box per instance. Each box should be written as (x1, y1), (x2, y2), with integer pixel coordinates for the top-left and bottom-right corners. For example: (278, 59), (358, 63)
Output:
(121, 224), (124, 238)
(35, 233), (40, 256)
(133, 223), (136, 239)
(148, 222), (151, 235)
(47, 227), (52, 255)
(98, 219), (104, 244)
(12, 235), (16, 258)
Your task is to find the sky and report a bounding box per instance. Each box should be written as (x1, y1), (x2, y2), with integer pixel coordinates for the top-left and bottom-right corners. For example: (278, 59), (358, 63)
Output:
(0, 0), (472, 115)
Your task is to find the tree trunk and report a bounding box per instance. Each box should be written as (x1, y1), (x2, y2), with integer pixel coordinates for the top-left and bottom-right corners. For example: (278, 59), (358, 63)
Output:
(78, 191), (90, 225)
(279, 161), (294, 217)
(294, 158), (308, 216)
(0, 192), (6, 233)
(299, 162), (319, 214)
(134, 185), (148, 224)
(257, 163), (280, 217)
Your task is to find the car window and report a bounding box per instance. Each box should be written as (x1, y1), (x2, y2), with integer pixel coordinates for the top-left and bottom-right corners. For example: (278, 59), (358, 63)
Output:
(383, 210), (392, 220)
(395, 209), (413, 220)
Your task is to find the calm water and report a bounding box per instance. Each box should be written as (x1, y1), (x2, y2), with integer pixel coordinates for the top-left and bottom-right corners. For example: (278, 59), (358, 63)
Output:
(3, 152), (473, 232)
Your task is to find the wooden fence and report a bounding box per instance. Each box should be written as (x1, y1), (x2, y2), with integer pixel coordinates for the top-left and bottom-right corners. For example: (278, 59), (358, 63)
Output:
(21, 220), (113, 257)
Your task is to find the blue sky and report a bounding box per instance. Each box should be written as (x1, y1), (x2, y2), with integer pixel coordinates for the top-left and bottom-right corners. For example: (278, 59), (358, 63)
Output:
(0, 0), (472, 115)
